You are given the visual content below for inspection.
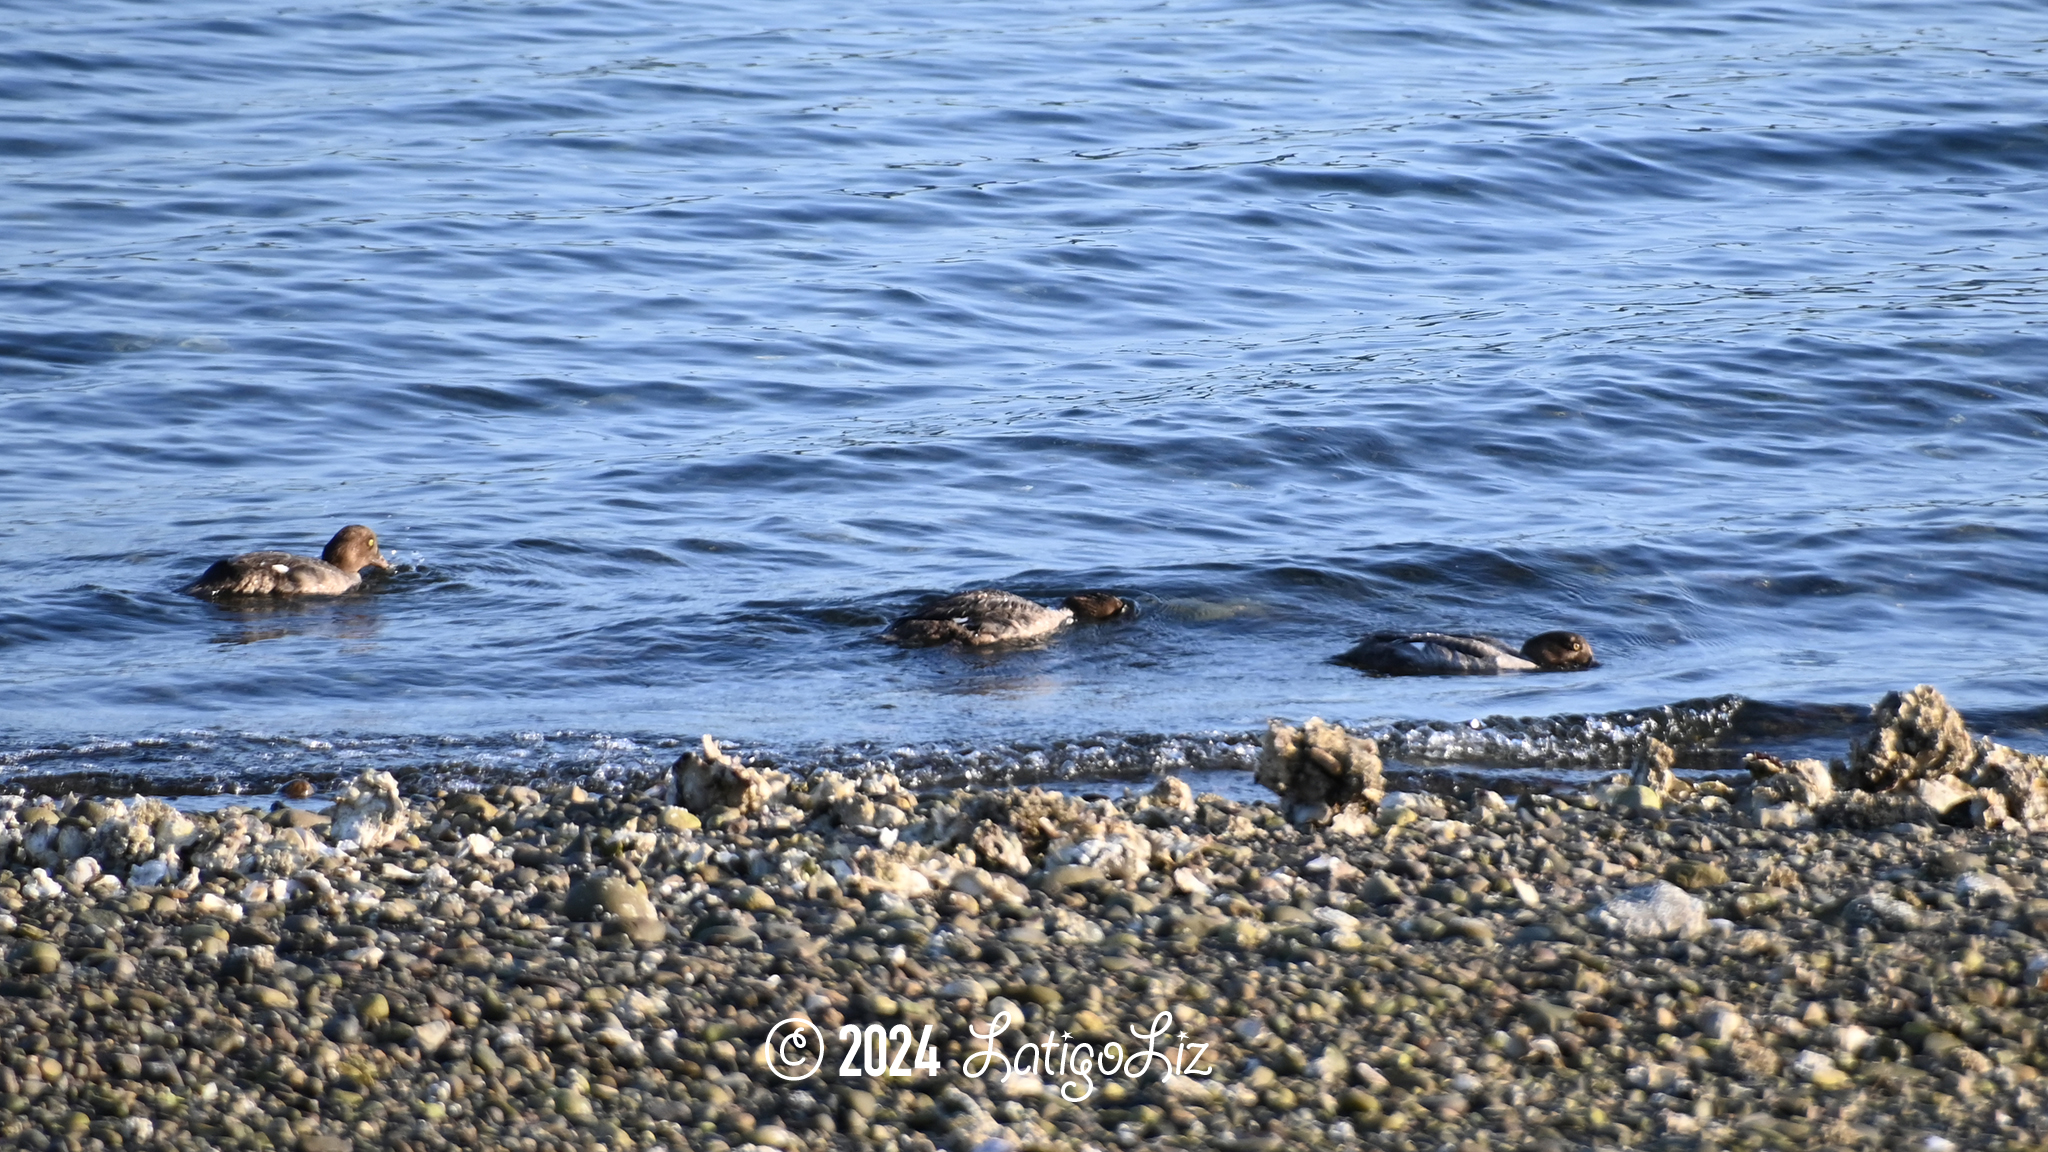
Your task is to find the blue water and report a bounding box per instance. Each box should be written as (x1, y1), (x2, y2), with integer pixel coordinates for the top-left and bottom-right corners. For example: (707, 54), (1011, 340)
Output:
(4, 0), (2047, 786)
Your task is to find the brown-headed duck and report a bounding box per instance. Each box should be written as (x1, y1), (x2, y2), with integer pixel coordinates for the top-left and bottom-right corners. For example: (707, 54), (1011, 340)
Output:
(185, 524), (391, 597)
(1337, 630), (1594, 675)
(883, 589), (1132, 647)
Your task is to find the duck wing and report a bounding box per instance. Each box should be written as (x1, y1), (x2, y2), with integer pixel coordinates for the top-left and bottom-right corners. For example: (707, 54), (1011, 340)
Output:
(186, 551), (361, 597)
(1336, 631), (1534, 675)
(880, 617), (975, 647)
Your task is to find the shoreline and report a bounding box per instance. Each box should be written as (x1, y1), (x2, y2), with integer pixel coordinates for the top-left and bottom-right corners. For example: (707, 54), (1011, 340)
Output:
(0, 689), (2043, 1151)
(0, 692), (1866, 805)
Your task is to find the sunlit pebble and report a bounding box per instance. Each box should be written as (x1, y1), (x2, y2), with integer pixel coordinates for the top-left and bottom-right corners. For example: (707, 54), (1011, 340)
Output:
(284, 778), (315, 800)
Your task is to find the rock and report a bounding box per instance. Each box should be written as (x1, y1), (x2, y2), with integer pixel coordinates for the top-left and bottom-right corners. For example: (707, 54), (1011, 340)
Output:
(968, 821), (1032, 877)
(1362, 874), (1404, 904)
(1715, 1039), (1782, 1078)
(1037, 864), (1104, 894)
(244, 985), (294, 1010)
(1753, 801), (1813, 830)
(1790, 1049), (1847, 1089)
(1217, 916), (1271, 950)
(1630, 738), (1678, 795)
(617, 917), (666, 946)
(672, 735), (787, 816)
(1850, 685), (1974, 791)
(1146, 777), (1196, 815)
(1044, 820), (1150, 882)
(447, 793), (498, 821)
(1695, 1005), (1749, 1042)
(554, 1088), (593, 1121)
(413, 1018), (452, 1053)
(1440, 915), (1495, 946)
(950, 867), (1028, 905)
(1927, 850), (1987, 878)
(563, 875), (657, 922)
(1954, 871), (2014, 908)
(1910, 775), (1979, 821)
(1746, 754), (1835, 808)
(1326, 806), (1375, 837)
(1593, 881), (1708, 940)
(1606, 785), (1661, 812)
(1663, 860), (1727, 890)
(1842, 891), (1921, 931)
(1816, 789), (1943, 829)
(1378, 791), (1447, 825)
(1971, 740), (2048, 829)
(1523, 999), (1576, 1035)
(1304, 854), (1360, 884)
(327, 771), (410, 851)
(15, 940), (60, 975)
(1257, 718), (1384, 827)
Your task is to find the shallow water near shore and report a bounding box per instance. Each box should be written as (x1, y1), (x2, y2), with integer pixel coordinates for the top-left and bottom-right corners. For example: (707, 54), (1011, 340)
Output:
(3, 0), (2048, 789)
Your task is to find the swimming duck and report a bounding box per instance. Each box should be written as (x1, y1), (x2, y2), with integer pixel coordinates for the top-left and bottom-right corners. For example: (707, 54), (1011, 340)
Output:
(1336, 630), (1594, 676)
(882, 589), (1132, 647)
(185, 524), (391, 597)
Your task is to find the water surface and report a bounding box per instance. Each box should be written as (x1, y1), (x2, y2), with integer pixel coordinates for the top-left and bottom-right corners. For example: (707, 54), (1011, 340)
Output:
(4, 0), (2047, 786)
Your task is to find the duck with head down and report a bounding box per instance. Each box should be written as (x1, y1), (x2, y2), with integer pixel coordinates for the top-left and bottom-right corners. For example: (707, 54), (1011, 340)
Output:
(882, 589), (1132, 647)
(1336, 629), (1595, 676)
(184, 524), (392, 597)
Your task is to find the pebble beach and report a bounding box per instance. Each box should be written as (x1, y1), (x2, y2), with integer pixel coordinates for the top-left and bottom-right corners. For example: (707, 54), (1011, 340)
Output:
(2, 686), (2046, 1152)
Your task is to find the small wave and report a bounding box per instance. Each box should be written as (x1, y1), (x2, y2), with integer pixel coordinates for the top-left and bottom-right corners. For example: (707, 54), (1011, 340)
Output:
(0, 692), (1897, 799)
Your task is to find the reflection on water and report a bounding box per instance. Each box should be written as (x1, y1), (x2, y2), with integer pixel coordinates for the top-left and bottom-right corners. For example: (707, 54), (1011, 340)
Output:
(204, 602), (385, 647)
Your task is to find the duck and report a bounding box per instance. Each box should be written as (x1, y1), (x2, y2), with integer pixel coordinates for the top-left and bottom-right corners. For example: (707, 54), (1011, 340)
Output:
(184, 524), (391, 597)
(1336, 630), (1594, 676)
(882, 589), (1132, 647)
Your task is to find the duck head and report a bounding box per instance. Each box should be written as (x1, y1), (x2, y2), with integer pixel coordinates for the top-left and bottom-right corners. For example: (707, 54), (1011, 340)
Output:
(1062, 592), (1132, 621)
(1521, 631), (1594, 670)
(322, 525), (392, 574)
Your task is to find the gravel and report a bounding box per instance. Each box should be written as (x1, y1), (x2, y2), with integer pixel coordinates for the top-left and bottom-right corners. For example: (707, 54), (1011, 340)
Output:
(0, 688), (2043, 1152)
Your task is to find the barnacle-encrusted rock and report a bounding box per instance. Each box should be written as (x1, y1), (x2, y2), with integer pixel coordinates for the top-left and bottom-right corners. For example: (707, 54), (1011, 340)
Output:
(189, 811), (259, 874)
(1043, 816), (1151, 883)
(1973, 739), (2048, 830)
(1818, 788), (1947, 829)
(327, 770), (411, 851)
(968, 820), (1032, 877)
(1744, 753), (1837, 827)
(1850, 685), (1974, 791)
(672, 734), (788, 816)
(1133, 776), (1197, 827)
(1746, 753), (1835, 807)
(1630, 738), (1680, 795)
(1780, 686), (2048, 830)
(1257, 717), (1384, 827)
(847, 842), (937, 897)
